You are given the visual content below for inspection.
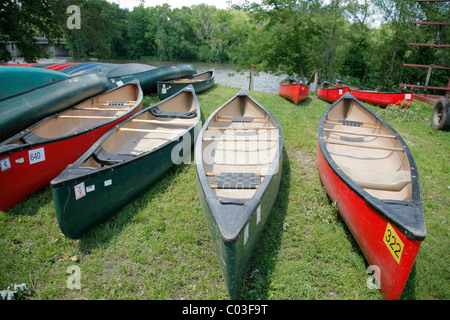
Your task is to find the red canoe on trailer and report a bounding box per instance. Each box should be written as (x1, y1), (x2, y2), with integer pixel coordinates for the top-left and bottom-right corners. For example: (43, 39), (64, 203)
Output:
(279, 79), (310, 104)
(317, 81), (349, 103)
(316, 93), (426, 300)
(0, 81), (143, 212)
(335, 79), (413, 108)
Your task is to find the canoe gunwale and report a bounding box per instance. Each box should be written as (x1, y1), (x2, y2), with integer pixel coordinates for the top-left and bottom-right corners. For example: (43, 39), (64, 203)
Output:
(51, 84), (201, 188)
(0, 80), (143, 157)
(317, 93), (426, 241)
(195, 90), (284, 243)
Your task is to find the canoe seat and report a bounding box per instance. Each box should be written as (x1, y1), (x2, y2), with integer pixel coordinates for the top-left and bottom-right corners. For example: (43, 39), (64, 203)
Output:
(150, 106), (196, 119)
(229, 116), (254, 122)
(210, 173), (261, 190)
(340, 165), (411, 191)
(93, 147), (135, 166)
(21, 132), (48, 144)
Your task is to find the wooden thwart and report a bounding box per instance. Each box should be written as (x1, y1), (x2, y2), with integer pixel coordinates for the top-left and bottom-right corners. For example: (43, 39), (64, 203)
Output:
(73, 107), (129, 112)
(203, 137), (278, 142)
(325, 139), (404, 152)
(118, 127), (181, 134)
(323, 128), (397, 139)
(131, 119), (192, 125)
(57, 115), (117, 120)
(207, 127), (277, 130)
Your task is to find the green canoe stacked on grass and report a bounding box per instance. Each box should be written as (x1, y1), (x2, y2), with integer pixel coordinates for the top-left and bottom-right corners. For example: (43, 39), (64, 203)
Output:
(0, 65), (69, 99)
(157, 69), (215, 100)
(195, 90), (284, 299)
(51, 85), (201, 239)
(107, 64), (197, 95)
(0, 72), (109, 142)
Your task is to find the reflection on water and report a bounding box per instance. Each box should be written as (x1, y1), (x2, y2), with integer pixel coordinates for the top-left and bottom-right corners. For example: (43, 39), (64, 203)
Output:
(11, 57), (289, 93)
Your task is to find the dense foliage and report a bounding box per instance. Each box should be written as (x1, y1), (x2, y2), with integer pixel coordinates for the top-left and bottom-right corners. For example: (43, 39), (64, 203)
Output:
(0, 0), (448, 92)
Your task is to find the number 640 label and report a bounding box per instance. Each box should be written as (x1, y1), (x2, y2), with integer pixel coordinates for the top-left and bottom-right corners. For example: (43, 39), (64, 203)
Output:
(28, 147), (46, 165)
(383, 223), (404, 264)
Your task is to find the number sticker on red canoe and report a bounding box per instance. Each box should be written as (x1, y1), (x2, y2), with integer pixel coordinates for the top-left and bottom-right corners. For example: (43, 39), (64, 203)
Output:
(383, 223), (404, 264)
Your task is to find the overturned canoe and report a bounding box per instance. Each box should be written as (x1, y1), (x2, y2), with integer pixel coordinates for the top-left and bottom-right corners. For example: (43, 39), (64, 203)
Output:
(336, 80), (413, 108)
(108, 64), (196, 95)
(278, 79), (309, 104)
(157, 69), (214, 100)
(316, 93), (426, 300)
(51, 85), (201, 239)
(0, 72), (109, 141)
(0, 66), (69, 99)
(195, 90), (283, 299)
(317, 81), (349, 103)
(0, 81), (143, 212)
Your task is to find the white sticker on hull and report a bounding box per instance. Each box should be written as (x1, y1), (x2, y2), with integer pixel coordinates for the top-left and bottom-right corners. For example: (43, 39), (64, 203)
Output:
(74, 182), (86, 200)
(28, 147), (46, 165)
(1, 157), (11, 171)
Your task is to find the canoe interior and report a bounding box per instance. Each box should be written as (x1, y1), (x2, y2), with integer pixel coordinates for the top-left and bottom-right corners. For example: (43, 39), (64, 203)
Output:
(80, 90), (198, 168)
(280, 79), (299, 86)
(200, 94), (280, 201)
(171, 70), (213, 83)
(7, 83), (142, 144)
(323, 97), (412, 201)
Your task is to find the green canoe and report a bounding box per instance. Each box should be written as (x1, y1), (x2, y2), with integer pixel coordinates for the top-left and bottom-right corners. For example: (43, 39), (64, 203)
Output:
(0, 66), (69, 99)
(107, 64), (196, 95)
(51, 85), (201, 239)
(157, 69), (214, 100)
(195, 90), (284, 299)
(0, 72), (109, 141)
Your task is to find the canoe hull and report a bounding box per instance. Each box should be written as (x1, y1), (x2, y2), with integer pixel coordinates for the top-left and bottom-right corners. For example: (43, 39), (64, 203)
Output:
(316, 143), (422, 299)
(51, 86), (201, 239)
(317, 83), (349, 103)
(196, 152), (282, 299)
(351, 91), (413, 108)
(108, 64), (196, 94)
(157, 70), (214, 100)
(195, 91), (284, 299)
(52, 120), (200, 239)
(0, 82), (142, 212)
(0, 66), (69, 99)
(0, 72), (109, 141)
(278, 81), (309, 104)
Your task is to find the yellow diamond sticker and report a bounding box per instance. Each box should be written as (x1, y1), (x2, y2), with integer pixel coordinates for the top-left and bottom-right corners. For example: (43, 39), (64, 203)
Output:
(383, 223), (404, 264)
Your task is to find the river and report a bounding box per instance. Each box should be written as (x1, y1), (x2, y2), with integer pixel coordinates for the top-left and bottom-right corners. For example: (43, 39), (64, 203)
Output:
(11, 57), (289, 94)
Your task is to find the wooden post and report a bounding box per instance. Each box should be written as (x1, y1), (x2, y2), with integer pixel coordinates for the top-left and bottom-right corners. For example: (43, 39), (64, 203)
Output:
(249, 64), (255, 91)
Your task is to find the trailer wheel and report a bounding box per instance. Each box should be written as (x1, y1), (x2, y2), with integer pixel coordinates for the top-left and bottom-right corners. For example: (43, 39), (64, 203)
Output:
(431, 98), (450, 131)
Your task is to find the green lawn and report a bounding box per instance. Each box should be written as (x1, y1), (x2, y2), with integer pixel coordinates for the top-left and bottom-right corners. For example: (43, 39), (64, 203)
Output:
(0, 84), (448, 300)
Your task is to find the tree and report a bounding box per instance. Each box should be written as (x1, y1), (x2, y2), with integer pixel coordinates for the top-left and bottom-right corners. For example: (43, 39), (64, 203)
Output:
(0, 0), (67, 62)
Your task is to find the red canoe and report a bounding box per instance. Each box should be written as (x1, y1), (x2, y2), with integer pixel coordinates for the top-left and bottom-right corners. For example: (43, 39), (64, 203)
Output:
(45, 63), (78, 71)
(0, 81), (143, 212)
(317, 81), (349, 103)
(279, 79), (310, 104)
(316, 93), (426, 300)
(335, 79), (413, 108)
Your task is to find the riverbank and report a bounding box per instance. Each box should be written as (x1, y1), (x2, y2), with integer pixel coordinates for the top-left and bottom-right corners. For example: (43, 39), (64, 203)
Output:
(5, 57), (289, 94)
(0, 84), (448, 301)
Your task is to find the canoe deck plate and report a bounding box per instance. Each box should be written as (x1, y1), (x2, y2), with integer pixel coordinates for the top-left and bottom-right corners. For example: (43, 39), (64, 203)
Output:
(211, 172), (261, 190)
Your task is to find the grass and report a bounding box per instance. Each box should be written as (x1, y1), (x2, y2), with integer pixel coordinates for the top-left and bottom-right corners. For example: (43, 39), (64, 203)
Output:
(0, 84), (448, 300)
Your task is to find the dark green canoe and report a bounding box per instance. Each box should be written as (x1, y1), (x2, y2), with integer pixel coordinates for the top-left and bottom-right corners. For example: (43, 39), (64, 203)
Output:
(0, 72), (109, 141)
(195, 90), (284, 299)
(51, 85), (201, 239)
(157, 69), (214, 100)
(107, 64), (196, 95)
(0, 66), (69, 99)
